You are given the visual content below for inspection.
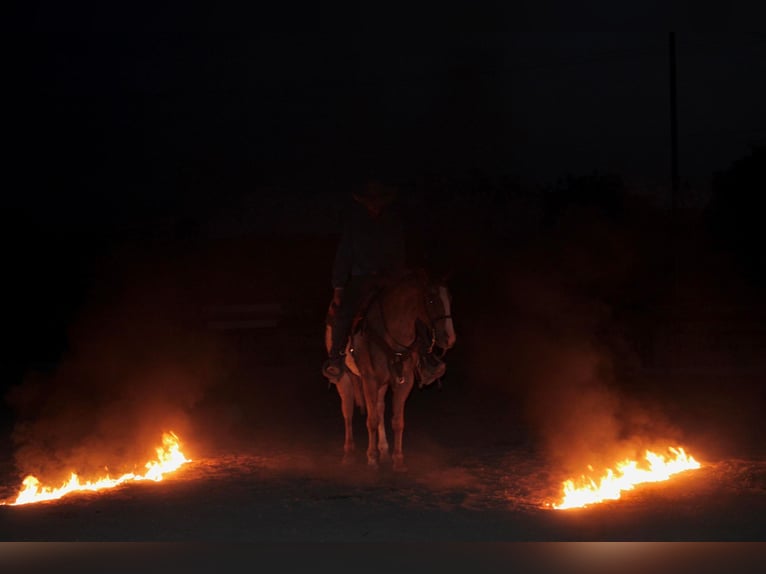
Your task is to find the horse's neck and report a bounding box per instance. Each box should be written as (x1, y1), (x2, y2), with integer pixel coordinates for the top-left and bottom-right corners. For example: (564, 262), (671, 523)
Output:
(375, 283), (423, 345)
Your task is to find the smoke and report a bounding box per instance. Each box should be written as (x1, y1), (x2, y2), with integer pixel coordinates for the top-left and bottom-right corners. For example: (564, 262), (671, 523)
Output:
(499, 192), (766, 478)
(5, 241), (229, 486)
(516, 333), (683, 476)
(458, 200), (693, 478)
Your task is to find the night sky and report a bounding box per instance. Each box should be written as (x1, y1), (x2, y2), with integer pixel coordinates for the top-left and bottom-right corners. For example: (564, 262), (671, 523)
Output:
(8, 2), (766, 229)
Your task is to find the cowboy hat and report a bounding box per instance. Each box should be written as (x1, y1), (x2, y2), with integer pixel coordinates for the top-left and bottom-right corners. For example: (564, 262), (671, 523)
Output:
(352, 180), (398, 209)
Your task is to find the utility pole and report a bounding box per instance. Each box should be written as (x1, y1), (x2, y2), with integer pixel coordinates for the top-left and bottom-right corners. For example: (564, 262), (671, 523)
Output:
(669, 32), (679, 214)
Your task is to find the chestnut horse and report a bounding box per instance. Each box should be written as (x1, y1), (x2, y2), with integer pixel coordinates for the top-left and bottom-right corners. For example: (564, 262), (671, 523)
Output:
(326, 269), (456, 471)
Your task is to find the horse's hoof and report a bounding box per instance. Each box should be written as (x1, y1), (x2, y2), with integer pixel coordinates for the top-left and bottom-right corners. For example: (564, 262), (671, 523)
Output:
(393, 456), (408, 472)
(341, 454), (354, 466)
(379, 450), (391, 463)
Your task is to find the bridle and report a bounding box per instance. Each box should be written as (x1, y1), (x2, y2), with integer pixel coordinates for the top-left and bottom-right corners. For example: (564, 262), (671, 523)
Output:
(424, 284), (453, 355)
(378, 285), (452, 356)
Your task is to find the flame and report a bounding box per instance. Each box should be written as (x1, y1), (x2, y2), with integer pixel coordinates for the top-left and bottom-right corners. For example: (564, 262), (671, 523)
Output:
(551, 446), (701, 510)
(1, 432), (191, 506)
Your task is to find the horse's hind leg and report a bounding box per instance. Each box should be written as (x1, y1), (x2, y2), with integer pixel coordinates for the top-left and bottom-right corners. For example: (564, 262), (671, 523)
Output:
(376, 386), (390, 463)
(391, 380), (414, 472)
(362, 385), (380, 469)
(336, 374), (355, 464)
(365, 412), (379, 468)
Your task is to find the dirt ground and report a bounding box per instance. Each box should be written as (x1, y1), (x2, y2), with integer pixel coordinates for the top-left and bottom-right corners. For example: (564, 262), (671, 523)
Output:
(1, 359), (764, 542)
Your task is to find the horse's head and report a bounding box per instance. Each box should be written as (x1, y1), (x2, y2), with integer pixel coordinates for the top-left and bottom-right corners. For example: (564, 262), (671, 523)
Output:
(424, 279), (456, 352)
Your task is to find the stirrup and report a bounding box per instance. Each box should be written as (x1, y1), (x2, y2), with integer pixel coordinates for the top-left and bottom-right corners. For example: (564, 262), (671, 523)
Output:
(418, 355), (446, 388)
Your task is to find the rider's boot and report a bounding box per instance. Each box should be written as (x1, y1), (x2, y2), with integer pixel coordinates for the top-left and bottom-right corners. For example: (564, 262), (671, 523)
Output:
(418, 352), (446, 387)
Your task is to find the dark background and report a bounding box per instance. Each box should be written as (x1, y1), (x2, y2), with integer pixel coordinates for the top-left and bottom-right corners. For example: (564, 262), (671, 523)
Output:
(2, 1), (766, 512)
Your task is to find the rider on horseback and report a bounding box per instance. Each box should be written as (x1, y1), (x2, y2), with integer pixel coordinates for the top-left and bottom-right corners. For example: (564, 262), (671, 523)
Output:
(322, 179), (446, 387)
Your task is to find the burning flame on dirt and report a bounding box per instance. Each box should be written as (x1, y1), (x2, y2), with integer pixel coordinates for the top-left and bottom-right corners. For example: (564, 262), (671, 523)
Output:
(551, 446), (701, 510)
(1, 432), (191, 506)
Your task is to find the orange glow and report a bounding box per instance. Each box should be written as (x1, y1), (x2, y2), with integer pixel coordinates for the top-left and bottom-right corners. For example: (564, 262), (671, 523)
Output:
(1, 432), (191, 506)
(551, 446), (701, 510)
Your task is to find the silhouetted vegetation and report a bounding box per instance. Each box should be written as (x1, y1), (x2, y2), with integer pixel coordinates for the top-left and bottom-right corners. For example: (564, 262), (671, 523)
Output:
(542, 172), (627, 227)
(707, 143), (766, 286)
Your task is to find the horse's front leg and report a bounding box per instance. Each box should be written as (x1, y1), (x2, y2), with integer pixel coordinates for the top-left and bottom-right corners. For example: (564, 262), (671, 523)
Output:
(336, 373), (355, 464)
(376, 385), (390, 463)
(390, 373), (415, 472)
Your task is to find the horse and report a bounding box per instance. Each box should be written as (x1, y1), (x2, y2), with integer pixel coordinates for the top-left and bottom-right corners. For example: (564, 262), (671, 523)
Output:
(326, 269), (456, 471)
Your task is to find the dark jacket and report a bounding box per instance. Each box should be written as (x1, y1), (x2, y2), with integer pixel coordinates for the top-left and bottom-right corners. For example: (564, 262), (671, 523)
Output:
(331, 200), (407, 289)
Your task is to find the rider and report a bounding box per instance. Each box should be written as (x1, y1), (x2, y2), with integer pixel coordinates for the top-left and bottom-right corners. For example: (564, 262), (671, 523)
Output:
(322, 178), (446, 387)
